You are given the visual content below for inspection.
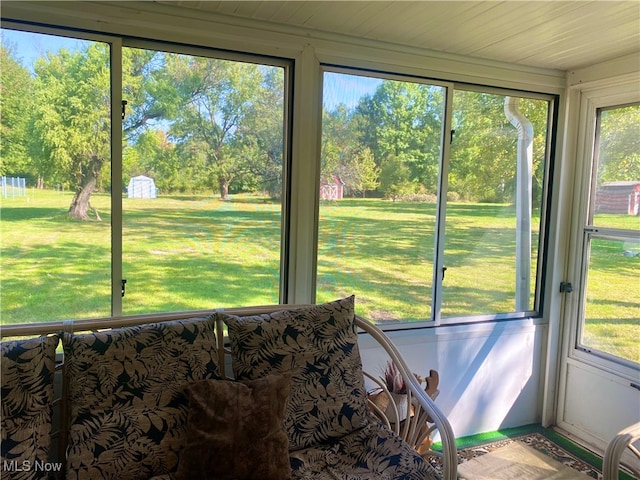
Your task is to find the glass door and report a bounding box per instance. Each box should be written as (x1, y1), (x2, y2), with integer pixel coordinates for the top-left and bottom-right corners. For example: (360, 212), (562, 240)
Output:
(557, 83), (640, 452)
(578, 103), (640, 366)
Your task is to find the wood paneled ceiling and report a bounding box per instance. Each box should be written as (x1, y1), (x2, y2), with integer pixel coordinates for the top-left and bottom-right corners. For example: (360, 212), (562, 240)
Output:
(157, 1), (640, 71)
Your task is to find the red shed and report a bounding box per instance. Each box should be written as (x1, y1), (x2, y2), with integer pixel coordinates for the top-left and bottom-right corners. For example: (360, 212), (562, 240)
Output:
(320, 175), (345, 200)
(595, 181), (640, 215)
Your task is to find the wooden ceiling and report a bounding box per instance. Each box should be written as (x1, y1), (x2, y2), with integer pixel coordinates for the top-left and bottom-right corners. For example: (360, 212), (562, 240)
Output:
(157, 1), (640, 71)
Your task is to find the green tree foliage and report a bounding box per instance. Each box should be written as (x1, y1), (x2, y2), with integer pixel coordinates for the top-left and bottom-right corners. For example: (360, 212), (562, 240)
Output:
(598, 104), (640, 182)
(10, 33), (286, 213)
(449, 91), (548, 203)
(0, 45), (34, 177)
(125, 130), (178, 193)
(122, 48), (178, 136)
(379, 154), (413, 201)
(236, 67), (285, 199)
(346, 147), (379, 198)
(7, 27), (557, 212)
(165, 56), (273, 199)
(450, 91), (513, 202)
(322, 104), (355, 179)
(30, 44), (111, 219)
(354, 81), (444, 196)
(321, 80), (550, 204)
(321, 103), (372, 195)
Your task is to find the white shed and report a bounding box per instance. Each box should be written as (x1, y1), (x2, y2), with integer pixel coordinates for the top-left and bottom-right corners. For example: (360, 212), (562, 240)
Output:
(127, 175), (157, 199)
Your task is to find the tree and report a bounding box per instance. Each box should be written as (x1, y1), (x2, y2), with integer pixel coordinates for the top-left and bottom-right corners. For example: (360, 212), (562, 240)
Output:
(322, 104), (358, 175)
(379, 154), (414, 201)
(166, 56), (265, 200)
(353, 80), (444, 194)
(31, 44), (111, 220)
(0, 45), (34, 177)
(449, 91), (549, 203)
(598, 104), (640, 182)
(341, 147), (379, 198)
(237, 67), (285, 198)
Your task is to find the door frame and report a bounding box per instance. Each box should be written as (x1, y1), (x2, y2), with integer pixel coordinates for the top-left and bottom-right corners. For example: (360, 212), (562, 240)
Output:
(555, 74), (640, 451)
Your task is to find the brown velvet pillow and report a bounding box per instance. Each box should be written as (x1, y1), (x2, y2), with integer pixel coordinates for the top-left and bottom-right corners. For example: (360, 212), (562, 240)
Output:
(176, 374), (292, 480)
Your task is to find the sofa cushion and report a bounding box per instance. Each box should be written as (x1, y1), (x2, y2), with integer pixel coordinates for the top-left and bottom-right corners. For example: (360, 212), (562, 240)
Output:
(176, 374), (291, 480)
(62, 315), (220, 480)
(1, 334), (59, 480)
(222, 296), (370, 451)
(289, 422), (439, 480)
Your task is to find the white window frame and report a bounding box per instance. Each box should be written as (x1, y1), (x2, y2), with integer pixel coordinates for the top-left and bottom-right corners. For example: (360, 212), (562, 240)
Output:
(0, 21), (293, 325)
(317, 65), (558, 327)
(567, 78), (640, 379)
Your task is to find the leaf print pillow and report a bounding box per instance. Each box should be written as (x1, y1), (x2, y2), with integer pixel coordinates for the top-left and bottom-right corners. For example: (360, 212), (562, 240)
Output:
(1, 334), (59, 480)
(62, 315), (220, 480)
(222, 296), (370, 451)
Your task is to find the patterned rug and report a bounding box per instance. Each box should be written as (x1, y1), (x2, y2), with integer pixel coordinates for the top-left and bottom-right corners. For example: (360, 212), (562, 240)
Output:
(453, 432), (601, 478)
(457, 441), (593, 479)
(428, 426), (614, 479)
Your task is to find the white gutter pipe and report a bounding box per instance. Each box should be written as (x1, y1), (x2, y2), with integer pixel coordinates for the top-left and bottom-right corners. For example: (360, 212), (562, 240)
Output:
(504, 97), (533, 311)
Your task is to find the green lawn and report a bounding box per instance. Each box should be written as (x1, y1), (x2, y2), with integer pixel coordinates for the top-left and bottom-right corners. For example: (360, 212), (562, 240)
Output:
(1, 189), (638, 362)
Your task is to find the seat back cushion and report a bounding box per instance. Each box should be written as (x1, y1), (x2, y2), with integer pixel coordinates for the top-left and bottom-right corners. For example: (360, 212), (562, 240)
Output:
(222, 296), (370, 451)
(62, 315), (220, 480)
(1, 334), (59, 480)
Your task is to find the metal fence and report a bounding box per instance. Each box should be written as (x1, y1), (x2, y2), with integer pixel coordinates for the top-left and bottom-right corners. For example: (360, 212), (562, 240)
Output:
(1, 176), (27, 198)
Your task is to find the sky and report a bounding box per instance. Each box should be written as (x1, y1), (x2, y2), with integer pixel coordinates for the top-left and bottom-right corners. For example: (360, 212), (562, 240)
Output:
(1, 27), (381, 110)
(323, 72), (382, 111)
(2, 28), (92, 73)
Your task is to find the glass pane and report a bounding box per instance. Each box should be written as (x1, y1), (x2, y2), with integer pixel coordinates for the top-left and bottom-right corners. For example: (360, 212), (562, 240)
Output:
(582, 237), (640, 363)
(442, 91), (549, 317)
(592, 103), (640, 230)
(0, 29), (112, 324)
(317, 71), (445, 323)
(122, 47), (284, 313)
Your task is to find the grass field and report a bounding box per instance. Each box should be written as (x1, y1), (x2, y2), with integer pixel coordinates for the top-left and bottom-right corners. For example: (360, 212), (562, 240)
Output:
(1, 188), (638, 362)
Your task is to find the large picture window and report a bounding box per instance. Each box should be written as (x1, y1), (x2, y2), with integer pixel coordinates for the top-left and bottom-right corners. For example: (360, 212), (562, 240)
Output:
(1, 24), (556, 329)
(318, 69), (554, 324)
(1, 29), (113, 323)
(442, 89), (551, 318)
(317, 71), (447, 322)
(0, 26), (289, 324)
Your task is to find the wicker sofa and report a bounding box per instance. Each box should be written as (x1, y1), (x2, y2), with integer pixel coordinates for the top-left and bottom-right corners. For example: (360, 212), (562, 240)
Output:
(1, 296), (456, 480)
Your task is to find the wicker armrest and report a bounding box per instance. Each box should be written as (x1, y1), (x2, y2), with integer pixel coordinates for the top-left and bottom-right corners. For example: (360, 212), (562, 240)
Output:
(356, 316), (457, 480)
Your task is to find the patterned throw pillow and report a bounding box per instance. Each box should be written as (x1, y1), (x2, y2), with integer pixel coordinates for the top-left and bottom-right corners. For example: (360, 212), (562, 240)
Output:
(1, 334), (59, 480)
(62, 315), (221, 480)
(222, 296), (370, 451)
(176, 374), (292, 480)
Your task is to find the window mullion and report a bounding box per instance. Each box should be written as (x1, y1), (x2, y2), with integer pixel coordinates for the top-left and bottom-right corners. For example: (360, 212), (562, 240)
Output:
(111, 38), (123, 317)
(432, 85), (454, 325)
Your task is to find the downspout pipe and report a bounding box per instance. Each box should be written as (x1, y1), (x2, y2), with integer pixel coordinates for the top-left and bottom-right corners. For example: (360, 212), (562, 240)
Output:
(504, 97), (534, 312)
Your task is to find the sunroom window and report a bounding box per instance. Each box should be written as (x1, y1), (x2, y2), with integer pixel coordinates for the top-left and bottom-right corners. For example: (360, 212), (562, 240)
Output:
(0, 26), (289, 325)
(317, 69), (554, 324)
(441, 89), (551, 319)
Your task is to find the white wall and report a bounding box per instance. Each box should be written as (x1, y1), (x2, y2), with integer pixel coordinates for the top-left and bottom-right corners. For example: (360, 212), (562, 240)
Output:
(359, 320), (547, 439)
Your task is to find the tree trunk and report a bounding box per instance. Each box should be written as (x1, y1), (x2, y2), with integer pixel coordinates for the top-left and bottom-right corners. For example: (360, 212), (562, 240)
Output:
(68, 177), (97, 220)
(219, 177), (229, 200)
(68, 155), (103, 220)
